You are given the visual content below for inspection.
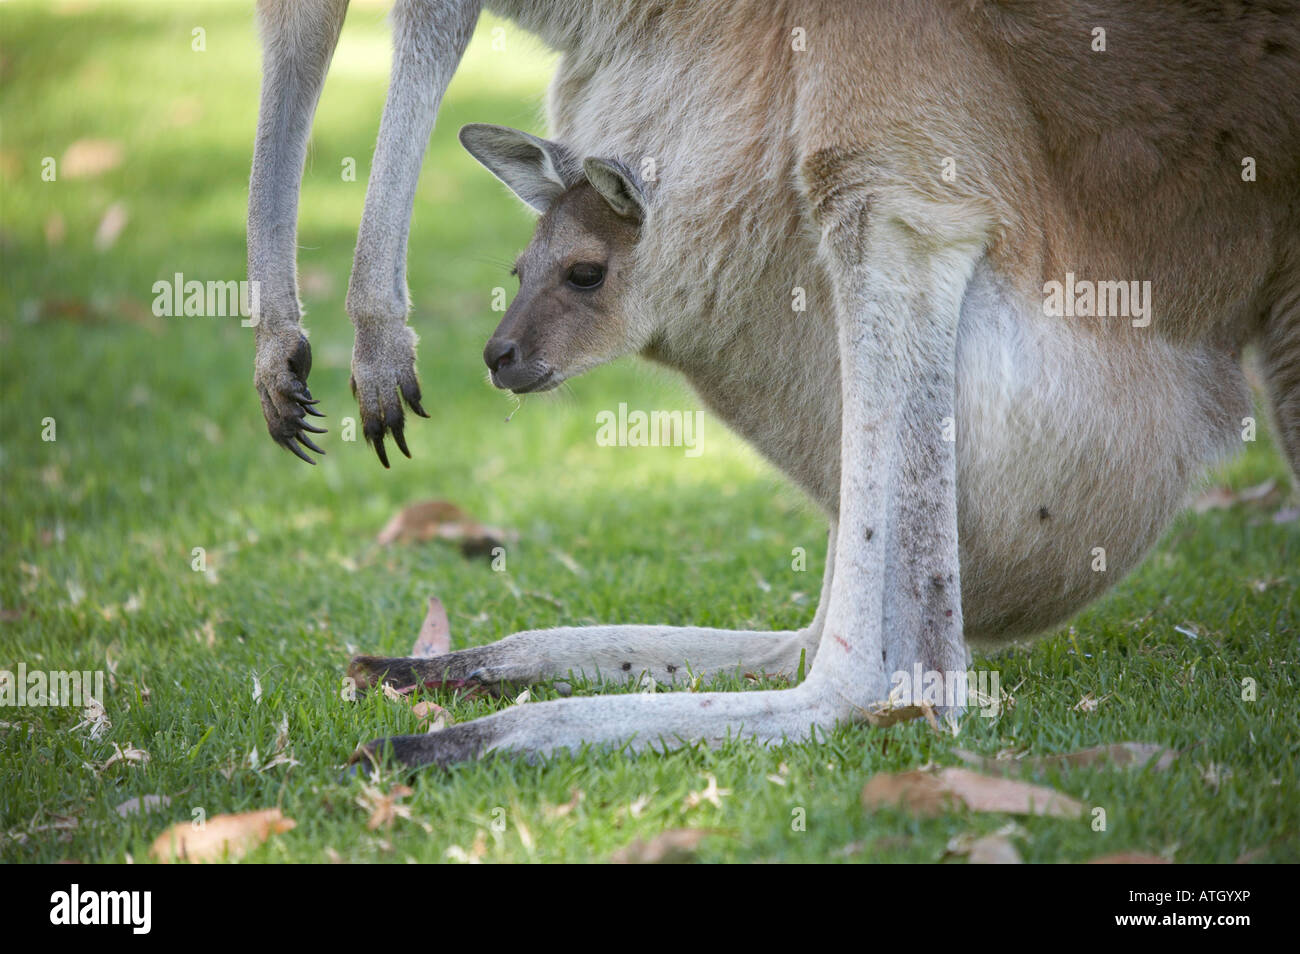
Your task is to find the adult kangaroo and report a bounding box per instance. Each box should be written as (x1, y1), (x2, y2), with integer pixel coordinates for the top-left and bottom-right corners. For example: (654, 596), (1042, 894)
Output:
(247, 0), (1300, 769)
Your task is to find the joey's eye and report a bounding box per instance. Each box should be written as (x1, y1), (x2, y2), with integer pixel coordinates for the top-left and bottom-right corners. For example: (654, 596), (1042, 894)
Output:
(566, 263), (605, 289)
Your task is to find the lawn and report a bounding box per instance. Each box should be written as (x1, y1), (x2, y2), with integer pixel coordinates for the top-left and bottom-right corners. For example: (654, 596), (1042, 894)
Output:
(0, 0), (1296, 864)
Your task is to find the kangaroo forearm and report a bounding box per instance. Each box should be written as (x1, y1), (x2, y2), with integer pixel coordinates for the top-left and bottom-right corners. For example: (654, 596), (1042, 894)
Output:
(345, 0), (481, 331)
(247, 0), (348, 332)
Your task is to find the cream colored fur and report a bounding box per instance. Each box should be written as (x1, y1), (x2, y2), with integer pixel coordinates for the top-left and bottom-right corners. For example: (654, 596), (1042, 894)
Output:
(248, 0), (1300, 768)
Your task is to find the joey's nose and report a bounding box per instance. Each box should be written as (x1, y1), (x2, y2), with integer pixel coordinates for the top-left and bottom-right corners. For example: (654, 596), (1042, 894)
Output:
(484, 339), (519, 374)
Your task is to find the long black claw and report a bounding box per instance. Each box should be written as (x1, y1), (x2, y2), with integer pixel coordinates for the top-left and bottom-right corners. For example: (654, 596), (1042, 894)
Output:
(299, 419), (327, 434)
(285, 439), (316, 465)
(400, 379), (430, 419)
(296, 433), (326, 455)
(373, 436), (390, 469)
(392, 423), (411, 459)
(302, 404), (326, 418)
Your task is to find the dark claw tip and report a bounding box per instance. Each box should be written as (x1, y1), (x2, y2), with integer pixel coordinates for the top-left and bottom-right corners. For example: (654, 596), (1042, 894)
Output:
(286, 440), (317, 465)
(393, 426), (411, 459)
(297, 433), (326, 455)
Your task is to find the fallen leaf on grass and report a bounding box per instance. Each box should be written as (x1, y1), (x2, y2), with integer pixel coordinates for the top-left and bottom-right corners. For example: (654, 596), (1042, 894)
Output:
(1201, 762), (1233, 792)
(84, 742), (149, 776)
(681, 774), (731, 811)
(861, 699), (928, 728)
(412, 700), (451, 732)
(411, 596), (450, 657)
(93, 202), (128, 251)
(543, 789), (585, 819)
(946, 822), (1026, 863)
(376, 500), (512, 558)
(445, 830), (488, 864)
(19, 815), (80, 845)
(968, 834), (1023, 864)
(115, 795), (171, 817)
(195, 619), (218, 647)
(1250, 577), (1288, 593)
(358, 783), (413, 830)
(261, 714), (300, 770)
(60, 138), (123, 179)
(36, 815), (80, 833)
(1073, 691), (1110, 713)
(954, 743), (1178, 774)
(71, 695), (111, 740)
(1192, 478), (1281, 513)
(611, 829), (714, 864)
(861, 767), (1083, 818)
(150, 809), (295, 863)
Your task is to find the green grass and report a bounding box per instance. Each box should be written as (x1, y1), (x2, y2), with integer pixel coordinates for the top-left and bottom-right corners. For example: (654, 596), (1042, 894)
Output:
(1, 0), (1297, 864)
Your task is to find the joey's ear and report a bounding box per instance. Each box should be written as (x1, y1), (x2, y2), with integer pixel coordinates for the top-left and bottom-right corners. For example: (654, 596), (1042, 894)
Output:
(458, 124), (578, 213)
(582, 157), (647, 221)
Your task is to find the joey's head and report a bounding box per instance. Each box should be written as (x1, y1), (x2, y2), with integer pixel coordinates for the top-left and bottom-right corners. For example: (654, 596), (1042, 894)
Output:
(459, 123), (649, 393)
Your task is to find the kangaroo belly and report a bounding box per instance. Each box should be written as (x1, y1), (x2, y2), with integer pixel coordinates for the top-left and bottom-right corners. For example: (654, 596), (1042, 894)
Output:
(690, 261), (1247, 646)
(952, 264), (1248, 644)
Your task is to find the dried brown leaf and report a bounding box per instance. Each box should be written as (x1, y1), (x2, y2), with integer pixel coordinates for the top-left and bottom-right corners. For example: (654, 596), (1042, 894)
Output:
(861, 699), (928, 727)
(84, 742), (148, 775)
(412, 596), (450, 657)
(61, 139), (124, 179)
(968, 834), (1023, 864)
(376, 499), (512, 558)
(862, 767), (1083, 818)
(93, 202), (128, 251)
(610, 829), (713, 864)
(1073, 691), (1109, 713)
(1192, 478), (1281, 513)
(358, 783), (413, 830)
(150, 809), (295, 863)
(412, 700), (451, 732)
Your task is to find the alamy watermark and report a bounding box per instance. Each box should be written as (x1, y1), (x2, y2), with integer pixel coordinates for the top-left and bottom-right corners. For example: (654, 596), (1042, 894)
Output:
(889, 665), (1002, 717)
(152, 272), (261, 326)
(0, 664), (105, 707)
(50, 884), (150, 934)
(596, 403), (703, 457)
(1043, 272), (1151, 327)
